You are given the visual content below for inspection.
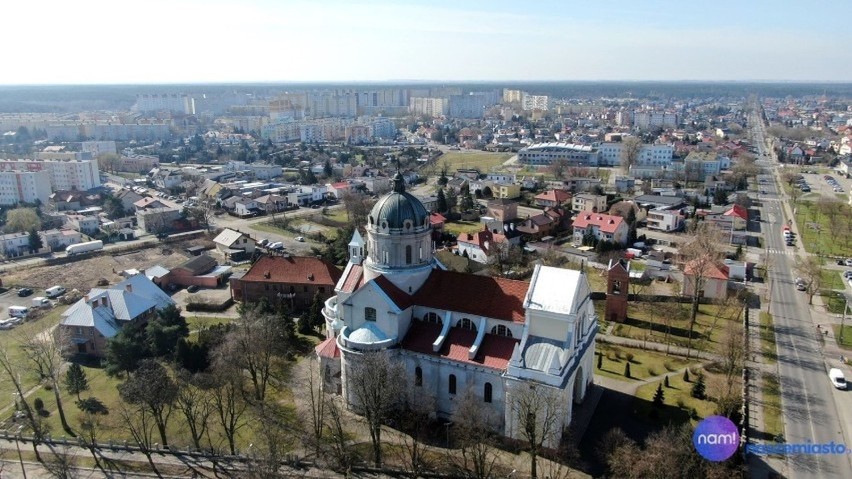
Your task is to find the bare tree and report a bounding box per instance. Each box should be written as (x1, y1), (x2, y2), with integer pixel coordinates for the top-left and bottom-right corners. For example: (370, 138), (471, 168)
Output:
(0, 343), (45, 461)
(78, 409), (108, 473)
(209, 363), (249, 455)
(117, 359), (178, 448)
(245, 403), (297, 479)
(117, 401), (162, 477)
(324, 396), (355, 471)
(185, 203), (215, 232)
(301, 356), (326, 458)
(509, 383), (564, 479)
(716, 320), (745, 417)
(340, 189), (372, 228)
(795, 255), (823, 305)
(620, 137), (643, 174)
(42, 444), (78, 479)
(680, 222), (725, 358)
(174, 371), (213, 451)
(20, 328), (74, 436)
(451, 389), (500, 479)
(346, 350), (406, 467)
(395, 385), (436, 477)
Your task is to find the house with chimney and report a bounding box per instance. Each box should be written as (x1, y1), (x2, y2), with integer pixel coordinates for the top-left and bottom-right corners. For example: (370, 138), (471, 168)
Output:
(59, 274), (175, 357)
(572, 212), (629, 246)
(230, 255), (341, 312)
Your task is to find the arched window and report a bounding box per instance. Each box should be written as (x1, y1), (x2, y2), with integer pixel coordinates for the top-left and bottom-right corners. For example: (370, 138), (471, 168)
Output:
(365, 307), (376, 322)
(491, 324), (513, 338)
(484, 382), (492, 403)
(415, 367), (422, 387)
(448, 374), (457, 395)
(405, 245), (412, 264)
(424, 312), (442, 325)
(457, 318), (476, 332)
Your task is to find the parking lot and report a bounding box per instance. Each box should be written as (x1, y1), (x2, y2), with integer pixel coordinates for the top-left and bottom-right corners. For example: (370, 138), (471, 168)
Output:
(797, 171), (848, 200)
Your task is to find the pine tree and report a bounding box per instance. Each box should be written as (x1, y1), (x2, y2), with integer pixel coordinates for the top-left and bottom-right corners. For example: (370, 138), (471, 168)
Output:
(683, 368), (690, 383)
(624, 362), (631, 379)
(436, 188), (448, 213)
(597, 352), (603, 370)
(691, 373), (706, 399)
(309, 291), (325, 329)
(28, 228), (43, 253)
(653, 383), (665, 408)
(64, 363), (89, 401)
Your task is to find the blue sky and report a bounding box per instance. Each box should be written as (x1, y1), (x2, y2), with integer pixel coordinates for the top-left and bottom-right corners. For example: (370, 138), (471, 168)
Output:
(2, 0), (849, 84)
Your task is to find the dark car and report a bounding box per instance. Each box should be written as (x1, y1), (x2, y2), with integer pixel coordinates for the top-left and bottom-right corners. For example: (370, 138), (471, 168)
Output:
(17, 287), (33, 297)
(187, 285), (200, 293)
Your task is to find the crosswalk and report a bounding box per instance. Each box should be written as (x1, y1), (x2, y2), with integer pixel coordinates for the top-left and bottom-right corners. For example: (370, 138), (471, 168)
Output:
(766, 248), (797, 256)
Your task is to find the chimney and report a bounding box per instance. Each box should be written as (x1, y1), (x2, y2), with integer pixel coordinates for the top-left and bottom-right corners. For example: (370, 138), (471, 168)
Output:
(83, 295), (89, 302)
(308, 273), (314, 281)
(125, 284), (133, 293)
(264, 271), (271, 279)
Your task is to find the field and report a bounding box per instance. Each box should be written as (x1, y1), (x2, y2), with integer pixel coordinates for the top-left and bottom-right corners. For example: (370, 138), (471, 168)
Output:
(438, 151), (513, 172)
(793, 200), (852, 257)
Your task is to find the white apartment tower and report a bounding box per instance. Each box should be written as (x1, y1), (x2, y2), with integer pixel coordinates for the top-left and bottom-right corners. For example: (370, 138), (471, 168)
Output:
(0, 158), (101, 191)
(0, 170), (52, 205)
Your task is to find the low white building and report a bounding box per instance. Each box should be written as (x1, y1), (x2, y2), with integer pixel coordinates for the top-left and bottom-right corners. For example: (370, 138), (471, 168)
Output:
(646, 209), (684, 232)
(40, 229), (83, 251)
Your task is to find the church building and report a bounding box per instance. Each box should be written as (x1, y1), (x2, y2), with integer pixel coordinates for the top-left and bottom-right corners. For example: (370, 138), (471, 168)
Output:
(317, 172), (598, 445)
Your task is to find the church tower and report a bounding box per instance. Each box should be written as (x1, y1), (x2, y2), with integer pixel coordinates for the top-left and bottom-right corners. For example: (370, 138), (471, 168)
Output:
(348, 229), (364, 264)
(605, 258), (630, 323)
(362, 171), (434, 293)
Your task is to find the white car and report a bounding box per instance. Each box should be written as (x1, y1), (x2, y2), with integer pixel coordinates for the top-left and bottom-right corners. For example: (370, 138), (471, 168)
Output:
(295, 236), (305, 242)
(829, 368), (847, 390)
(268, 242), (284, 250)
(846, 259), (852, 267)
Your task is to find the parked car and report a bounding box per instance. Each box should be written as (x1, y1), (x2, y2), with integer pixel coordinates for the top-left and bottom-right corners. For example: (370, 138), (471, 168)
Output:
(17, 287), (33, 297)
(257, 238), (269, 247)
(187, 285), (200, 293)
(829, 368), (847, 390)
(295, 236), (305, 242)
(844, 271), (852, 280)
(846, 258), (852, 267)
(268, 242), (284, 250)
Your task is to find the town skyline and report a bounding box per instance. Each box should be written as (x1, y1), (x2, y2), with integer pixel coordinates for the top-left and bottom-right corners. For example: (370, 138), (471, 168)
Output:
(4, 0), (851, 85)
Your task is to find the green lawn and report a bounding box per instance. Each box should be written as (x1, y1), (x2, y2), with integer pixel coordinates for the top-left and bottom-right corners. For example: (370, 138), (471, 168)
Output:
(634, 370), (718, 425)
(595, 342), (694, 382)
(611, 302), (742, 353)
(832, 324), (852, 350)
(438, 151), (513, 172)
(820, 268), (845, 291)
(760, 312), (778, 363)
(251, 217), (339, 240)
(762, 373), (784, 440)
(442, 220), (483, 237)
(0, 309), (64, 410)
(793, 200), (852, 257)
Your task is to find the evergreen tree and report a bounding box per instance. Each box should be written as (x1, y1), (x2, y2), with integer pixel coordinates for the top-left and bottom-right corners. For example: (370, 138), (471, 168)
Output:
(653, 383), (665, 408)
(28, 228), (42, 252)
(309, 291), (325, 329)
(664, 375), (670, 388)
(597, 352), (603, 369)
(436, 188), (448, 213)
(146, 304), (189, 357)
(64, 363), (89, 400)
(624, 362), (631, 379)
(683, 368), (690, 383)
(323, 159), (333, 177)
(691, 373), (706, 399)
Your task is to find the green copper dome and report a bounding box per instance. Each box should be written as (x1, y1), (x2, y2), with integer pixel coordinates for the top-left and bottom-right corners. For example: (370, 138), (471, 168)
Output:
(368, 172), (429, 232)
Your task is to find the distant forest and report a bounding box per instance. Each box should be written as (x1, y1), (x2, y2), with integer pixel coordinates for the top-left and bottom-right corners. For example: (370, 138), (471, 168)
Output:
(1, 81), (851, 113)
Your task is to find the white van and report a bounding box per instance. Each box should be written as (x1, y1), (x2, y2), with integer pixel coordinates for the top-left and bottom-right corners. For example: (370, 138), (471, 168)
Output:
(32, 297), (50, 308)
(8, 306), (29, 318)
(829, 368), (847, 390)
(45, 286), (66, 299)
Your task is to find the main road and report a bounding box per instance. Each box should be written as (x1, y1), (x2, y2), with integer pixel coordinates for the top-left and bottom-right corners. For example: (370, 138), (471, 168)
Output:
(752, 110), (852, 478)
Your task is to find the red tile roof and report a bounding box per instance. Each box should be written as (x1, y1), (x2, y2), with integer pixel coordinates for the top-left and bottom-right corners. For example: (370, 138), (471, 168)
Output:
(315, 337), (340, 358)
(724, 204), (748, 220)
(572, 213), (624, 234)
(401, 321), (518, 370)
(339, 264), (364, 293)
(535, 189), (571, 203)
(373, 275), (413, 310)
(239, 255), (342, 286)
(683, 260), (729, 280)
(412, 270), (528, 323)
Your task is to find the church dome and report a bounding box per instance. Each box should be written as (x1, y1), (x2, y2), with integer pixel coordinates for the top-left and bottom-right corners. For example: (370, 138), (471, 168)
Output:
(348, 323), (389, 344)
(368, 172), (429, 232)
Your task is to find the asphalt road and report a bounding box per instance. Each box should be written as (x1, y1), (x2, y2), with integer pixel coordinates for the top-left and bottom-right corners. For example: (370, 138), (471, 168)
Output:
(753, 116), (852, 478)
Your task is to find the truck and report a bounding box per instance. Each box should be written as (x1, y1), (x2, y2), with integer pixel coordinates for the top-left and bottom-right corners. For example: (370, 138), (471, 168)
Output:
(66, 240), (103, 256)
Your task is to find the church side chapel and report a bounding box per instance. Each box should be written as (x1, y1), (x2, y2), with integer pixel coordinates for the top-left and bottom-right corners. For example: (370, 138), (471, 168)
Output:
(317, 171), (598, 445)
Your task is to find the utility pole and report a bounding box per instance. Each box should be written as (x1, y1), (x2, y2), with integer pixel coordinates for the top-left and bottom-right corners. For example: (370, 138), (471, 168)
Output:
(841, 295), (848, 342)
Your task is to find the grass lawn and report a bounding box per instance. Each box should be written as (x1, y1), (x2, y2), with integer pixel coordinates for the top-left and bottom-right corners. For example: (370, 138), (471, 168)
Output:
(438, 151), (513, 172)
(0, 309), (64, 410)
(442, 220), (483, 237)
(251, 217), (339, 240)
(611, 301), (742, 353)
(760, 312), (778, 363)
(595, 342), (694, 382)
(832, 324), (852, 350)
(634, 369), (719, 425)
(762, 373), (784, 440)
(822, 290), (848, 315)
(793, 200), (852, 257)
(434, 250), (486, 273)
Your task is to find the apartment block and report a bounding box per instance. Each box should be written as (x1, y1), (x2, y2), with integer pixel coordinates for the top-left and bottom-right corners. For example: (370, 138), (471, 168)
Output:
(0, 158), (100, 191)
(0, 170), (52, 205)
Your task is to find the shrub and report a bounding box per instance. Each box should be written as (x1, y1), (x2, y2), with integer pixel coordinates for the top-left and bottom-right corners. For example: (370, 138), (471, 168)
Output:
(647, 367), (658, 377)
(615, 349), (625, 360)
(683, 369), (690, 383)
(676, 398), (686, 409)
(625, 352), (635, 363)
(664, 362), (676, 372)
(33, 397), (44, 411)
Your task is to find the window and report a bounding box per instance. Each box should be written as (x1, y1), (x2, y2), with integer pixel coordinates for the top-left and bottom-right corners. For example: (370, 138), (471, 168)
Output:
(612, 280), (621, 295)
(415, 367), (422, 387)
(457, 318), (476, 332)
(449, 374), (456, 395)
(484, 382), (492, 403)
(405, 245), (412, 264)
(491, 324), (513, 338)
(365, 307), (377, 322)
(424, 312), (442, 325)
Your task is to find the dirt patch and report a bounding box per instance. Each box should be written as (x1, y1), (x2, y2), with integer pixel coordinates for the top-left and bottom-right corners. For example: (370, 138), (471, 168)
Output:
(1, 243), (197, 292)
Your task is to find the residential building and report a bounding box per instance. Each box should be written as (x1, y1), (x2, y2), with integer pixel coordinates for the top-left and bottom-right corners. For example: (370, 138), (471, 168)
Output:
(516, 208), (570, 240)
(213, 228), (256, 260)
(60, 274), (175, 357)
(646, 210), (685, 232)
(682, 260), (729, 300)
(249, 163), (282, 180)
(572, 213), (629, 246)
(114, 189), (145, 211)
(81, 141), (117, 158)
(0, 158), (100, 191)
(64, 214), (100, 235)
(494, 183), (521, 199)
(517, 142), (597, 167)
(133, 197), (167, 212)
(409, 97), (447, 117)
(572, 194), (607, 213)
(40, 229), (82, 251)
(133, 93), (195, 115)
(456, 227), (506, 264)
(0, 170), (52, 205)
(230, 255), (342, 311)
(486, 199), (518, 222)
(0, 232), (35, 258)
(153, 169), (183, 190)
(136, 207), (182, 234)
(535, 189), (570, 208)
(319, 172), (597, 446)
(166, 254), (232, 288)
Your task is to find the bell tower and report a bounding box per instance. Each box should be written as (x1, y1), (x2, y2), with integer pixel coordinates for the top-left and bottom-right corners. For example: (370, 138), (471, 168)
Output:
(605, 258), (630, 323)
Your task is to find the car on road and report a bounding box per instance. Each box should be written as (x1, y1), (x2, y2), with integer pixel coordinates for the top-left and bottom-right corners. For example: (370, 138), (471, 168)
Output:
(829, 368), (847, 390)
(295, 236), (305, 242)
(17, 287), (33, 297)
(844, 271), (852, 280)
(187, 285), (200, 293)
(846, 258), (852, 267)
